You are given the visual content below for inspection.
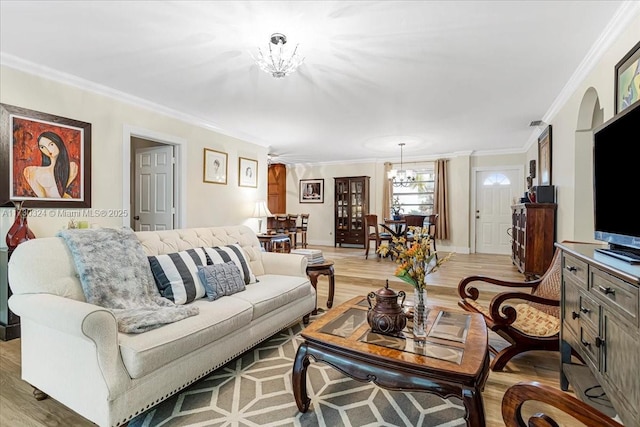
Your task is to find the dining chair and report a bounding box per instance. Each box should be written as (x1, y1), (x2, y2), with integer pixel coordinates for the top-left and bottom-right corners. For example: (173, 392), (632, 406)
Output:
(364, 214), (392, 260)
(287, 214), (300, 248)
(296, 214), (309, 248)
(425, 213), (439, 260)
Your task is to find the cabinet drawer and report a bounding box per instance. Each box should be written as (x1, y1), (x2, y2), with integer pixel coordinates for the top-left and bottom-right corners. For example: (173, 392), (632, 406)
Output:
(579, 324), (600, 371)
(562, 253), (588, 289)
(578, 291), (599, 331)
(591, 269), (639, 326)
(563, 279), (581, 336)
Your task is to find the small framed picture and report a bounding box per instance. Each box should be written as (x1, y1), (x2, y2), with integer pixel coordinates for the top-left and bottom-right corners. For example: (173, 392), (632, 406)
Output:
(203, 148), (227, 184)
(238, 157), (257, 188)
(299, 179), (324, 203)
(537, 125), (552, 186)
(615, 41), (640, 114)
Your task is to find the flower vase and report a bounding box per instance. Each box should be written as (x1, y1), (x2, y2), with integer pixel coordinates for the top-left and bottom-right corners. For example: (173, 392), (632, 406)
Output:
(6, 202), (35, 252)
(413, 288), (428, 340)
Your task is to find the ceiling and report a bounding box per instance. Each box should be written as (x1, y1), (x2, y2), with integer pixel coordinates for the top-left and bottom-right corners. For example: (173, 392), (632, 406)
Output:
(0, 1), (633, 164)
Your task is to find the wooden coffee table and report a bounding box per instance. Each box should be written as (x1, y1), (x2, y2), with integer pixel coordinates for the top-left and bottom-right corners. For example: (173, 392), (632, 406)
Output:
(292, 296), (490, 426)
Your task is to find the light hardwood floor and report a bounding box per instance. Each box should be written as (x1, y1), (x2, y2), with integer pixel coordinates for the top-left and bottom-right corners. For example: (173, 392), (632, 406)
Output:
(0, 246), (581, 426)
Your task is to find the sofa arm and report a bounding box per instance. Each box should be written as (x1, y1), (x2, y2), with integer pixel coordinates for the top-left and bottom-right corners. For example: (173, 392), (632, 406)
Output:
(9, 294), (132, 398)
(260, 252), (308, 277)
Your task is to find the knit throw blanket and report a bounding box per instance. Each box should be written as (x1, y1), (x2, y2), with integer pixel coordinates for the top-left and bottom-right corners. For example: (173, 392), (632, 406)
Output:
(57, 227), (199, 333)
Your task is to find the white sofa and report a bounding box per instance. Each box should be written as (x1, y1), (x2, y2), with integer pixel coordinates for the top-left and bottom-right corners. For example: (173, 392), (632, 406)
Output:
(8, 225), (316, 427)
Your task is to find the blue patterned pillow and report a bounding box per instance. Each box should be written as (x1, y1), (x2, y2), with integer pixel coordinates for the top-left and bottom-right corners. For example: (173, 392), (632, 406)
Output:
(148, 248), (209, 305)
(197, 262), (246, 301)
(203, 244), (257, 284)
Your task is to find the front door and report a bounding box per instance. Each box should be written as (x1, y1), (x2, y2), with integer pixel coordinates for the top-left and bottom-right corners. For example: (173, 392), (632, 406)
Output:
(134, 145), (174, 231)
(475, 168), (521, 254)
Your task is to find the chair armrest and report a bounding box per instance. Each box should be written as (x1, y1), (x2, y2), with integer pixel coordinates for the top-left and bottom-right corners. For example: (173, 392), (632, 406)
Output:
(457, 275), (542, 301)
(9, 293), (132, 398)
(502, 381), (623, 427)
(488, 292), (560, 326)
(260, 252), (308, 277)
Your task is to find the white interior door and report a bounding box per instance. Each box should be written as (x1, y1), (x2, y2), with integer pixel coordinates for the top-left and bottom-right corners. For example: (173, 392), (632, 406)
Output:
(134, 145), (174, 231)
(475, 168), (521, 254)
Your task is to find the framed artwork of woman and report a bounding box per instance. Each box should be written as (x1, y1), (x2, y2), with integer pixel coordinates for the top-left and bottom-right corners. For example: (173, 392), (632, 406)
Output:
(1, 104), (92, 208)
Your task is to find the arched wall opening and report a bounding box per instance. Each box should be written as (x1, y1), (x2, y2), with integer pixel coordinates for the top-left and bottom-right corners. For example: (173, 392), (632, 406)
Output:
(573, 87), (604, 242)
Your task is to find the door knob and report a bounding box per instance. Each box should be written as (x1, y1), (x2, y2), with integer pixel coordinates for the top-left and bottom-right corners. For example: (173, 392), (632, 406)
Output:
(133, 216), (140, 220)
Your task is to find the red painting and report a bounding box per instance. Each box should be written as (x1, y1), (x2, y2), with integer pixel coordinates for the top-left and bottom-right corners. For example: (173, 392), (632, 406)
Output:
(1, 104), (92, 208)
(12, 117), (83, 200)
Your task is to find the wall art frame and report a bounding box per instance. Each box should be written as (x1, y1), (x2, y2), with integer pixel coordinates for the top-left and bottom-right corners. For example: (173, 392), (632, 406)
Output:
(0, 103), (92, 208)
(615, 40), (640, 114)
(238, 157), (258, 188)
(299, 178), (324, 203)
(537, 125), (552, 186)
(203, 148), (228, 185)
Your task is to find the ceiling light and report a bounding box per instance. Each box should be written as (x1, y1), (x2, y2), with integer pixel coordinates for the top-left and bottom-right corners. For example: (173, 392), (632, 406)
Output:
(387, 143), (416, 187)
(252, 33), (304, 79)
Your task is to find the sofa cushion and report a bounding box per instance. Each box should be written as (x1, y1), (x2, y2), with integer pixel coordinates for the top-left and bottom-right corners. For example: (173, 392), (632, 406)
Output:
(227, 274), (313, 320)
(148, 248), (209, 305)
(203, 244), (257, 284)
(197, 262), (246, 301)
(119, 297), (254, 378)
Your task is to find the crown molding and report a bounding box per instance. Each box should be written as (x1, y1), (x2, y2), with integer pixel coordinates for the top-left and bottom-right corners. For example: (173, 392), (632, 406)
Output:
(0, 53), (271, 149)
(526, 1), (640, 149)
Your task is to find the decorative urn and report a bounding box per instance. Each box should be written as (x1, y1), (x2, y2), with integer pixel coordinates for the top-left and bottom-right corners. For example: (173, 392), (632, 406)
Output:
(367, 280), (407, 335)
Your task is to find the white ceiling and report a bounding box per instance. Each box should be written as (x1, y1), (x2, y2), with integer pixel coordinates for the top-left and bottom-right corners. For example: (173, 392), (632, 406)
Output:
(0, 1), (634, 164)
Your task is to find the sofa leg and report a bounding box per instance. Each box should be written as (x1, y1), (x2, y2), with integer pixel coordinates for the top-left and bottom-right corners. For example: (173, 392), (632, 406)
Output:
(33, 387), (48, 401)
(302, 314), (310, 325)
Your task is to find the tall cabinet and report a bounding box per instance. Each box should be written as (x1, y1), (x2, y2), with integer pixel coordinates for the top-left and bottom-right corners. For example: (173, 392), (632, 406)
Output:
(511, 203), (556, 279)
(268, 163), (286, 215)
(334, 176), (369, 247)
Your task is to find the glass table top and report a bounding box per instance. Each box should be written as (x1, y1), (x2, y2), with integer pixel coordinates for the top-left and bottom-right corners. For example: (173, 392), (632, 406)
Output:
(317, 298), (471, 364)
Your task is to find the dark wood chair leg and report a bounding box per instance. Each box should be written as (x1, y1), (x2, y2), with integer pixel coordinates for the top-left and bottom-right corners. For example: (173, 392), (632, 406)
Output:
(302, 313), (310, 325)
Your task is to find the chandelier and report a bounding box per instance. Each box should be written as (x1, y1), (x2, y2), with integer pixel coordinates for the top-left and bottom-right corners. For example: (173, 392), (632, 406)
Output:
(252, 33), (304, 78)
(387, 143), (416, 187)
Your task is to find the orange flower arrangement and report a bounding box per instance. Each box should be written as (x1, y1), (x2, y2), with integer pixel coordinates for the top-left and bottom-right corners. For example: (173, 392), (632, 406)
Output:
(377, 226), (452, 290)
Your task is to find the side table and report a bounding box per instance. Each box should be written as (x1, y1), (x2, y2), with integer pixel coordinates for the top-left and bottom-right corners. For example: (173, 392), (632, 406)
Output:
(257, 233), (291, 253)
(306, 260), (335, 315)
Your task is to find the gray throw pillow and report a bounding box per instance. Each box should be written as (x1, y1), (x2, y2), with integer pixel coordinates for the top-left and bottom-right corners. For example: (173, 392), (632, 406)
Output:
(197, 262), (246, 301)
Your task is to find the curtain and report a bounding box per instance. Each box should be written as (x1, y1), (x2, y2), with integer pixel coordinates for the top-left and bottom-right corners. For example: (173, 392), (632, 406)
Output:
(382, 162), (392, 220)
(434, 159), (449, 240)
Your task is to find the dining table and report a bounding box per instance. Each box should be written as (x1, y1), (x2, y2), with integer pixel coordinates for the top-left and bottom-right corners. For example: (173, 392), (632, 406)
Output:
(380, 219), (407, 238)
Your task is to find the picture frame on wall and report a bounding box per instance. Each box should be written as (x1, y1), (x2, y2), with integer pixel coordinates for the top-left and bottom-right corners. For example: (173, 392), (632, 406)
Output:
(0, 103), (92, 208)
(299, 179), (324, 203)
(538, 125), (552, 186)
(238, 157), (258, 188)
(615, 40), (640, 114)
(203, 148), (228, 185)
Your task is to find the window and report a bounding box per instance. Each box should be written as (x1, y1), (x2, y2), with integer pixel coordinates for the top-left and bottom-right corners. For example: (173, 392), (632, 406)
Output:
(391, 163), (435, 215)
(483, 173), (510, 186)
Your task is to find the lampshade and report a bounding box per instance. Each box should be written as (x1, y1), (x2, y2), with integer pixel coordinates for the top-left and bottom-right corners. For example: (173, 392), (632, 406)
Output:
(252, 201), (273, 234)
(252, 201), (273, 218)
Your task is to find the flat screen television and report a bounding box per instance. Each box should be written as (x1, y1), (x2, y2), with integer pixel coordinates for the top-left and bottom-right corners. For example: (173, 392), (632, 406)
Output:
(592, 101), (640, 263)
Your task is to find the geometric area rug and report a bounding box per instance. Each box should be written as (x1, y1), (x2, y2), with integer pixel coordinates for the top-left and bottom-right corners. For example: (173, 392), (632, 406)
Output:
(129, 321), (466, 427)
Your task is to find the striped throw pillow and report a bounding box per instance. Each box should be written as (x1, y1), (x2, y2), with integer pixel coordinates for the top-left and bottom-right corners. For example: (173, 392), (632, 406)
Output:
(148, 248), (209, 305)
(203, 244), (257, 284)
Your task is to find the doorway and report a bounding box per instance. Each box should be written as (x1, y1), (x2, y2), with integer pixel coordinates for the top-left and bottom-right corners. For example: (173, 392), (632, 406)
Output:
(122, 126), (186, 230)
(472, 166), (524, 254)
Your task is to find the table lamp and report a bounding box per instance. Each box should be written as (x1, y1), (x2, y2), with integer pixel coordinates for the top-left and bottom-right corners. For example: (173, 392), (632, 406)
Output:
(252, 201), (273, 234)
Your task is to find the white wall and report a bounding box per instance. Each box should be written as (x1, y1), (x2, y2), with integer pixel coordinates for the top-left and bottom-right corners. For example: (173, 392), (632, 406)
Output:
(549, 14), (640, 243)
(0, 66), (269, 237)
